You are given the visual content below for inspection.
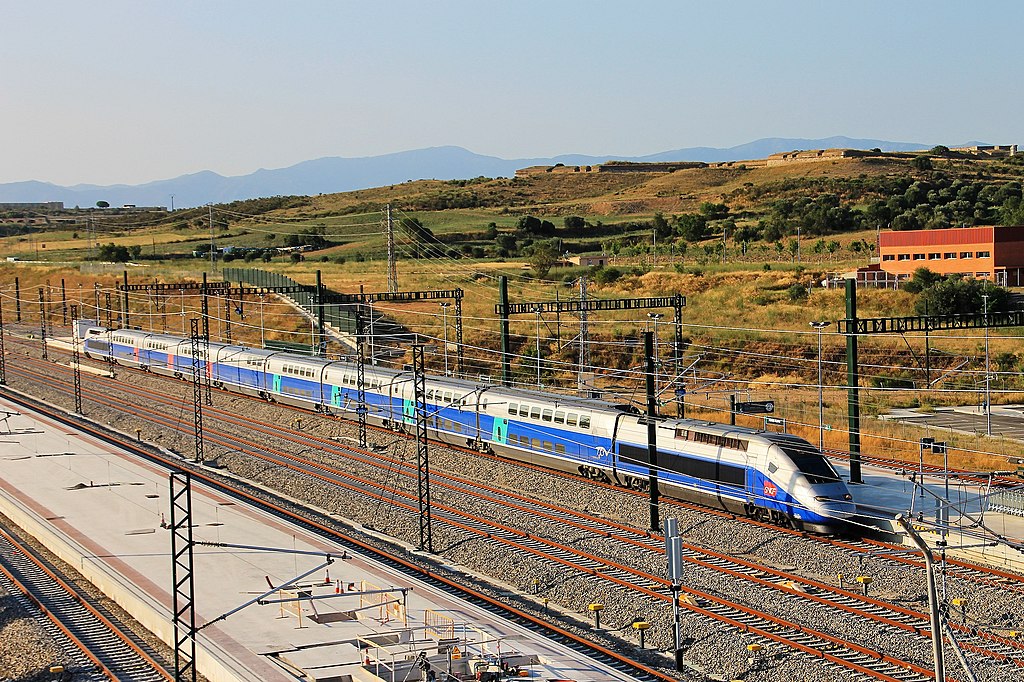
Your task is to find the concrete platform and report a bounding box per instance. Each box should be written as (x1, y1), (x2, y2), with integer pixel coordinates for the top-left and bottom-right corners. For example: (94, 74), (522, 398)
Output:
(0, 394), (641, 682)
(833, 457), (1024, 572)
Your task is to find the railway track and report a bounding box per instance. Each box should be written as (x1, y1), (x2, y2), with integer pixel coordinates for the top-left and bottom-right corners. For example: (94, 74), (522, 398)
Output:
(0, 520), (171, 682)
(22, 337), (1022, 596)
(0, 371), (674, 681)
(9, 354), (1024, 680)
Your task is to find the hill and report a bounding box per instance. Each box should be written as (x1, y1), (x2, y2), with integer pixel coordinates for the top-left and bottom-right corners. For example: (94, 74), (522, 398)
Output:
(0, 137), (934, 209)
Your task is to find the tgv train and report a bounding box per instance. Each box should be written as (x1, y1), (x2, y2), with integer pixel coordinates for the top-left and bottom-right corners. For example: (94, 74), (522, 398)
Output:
(81, 325), (856, 534)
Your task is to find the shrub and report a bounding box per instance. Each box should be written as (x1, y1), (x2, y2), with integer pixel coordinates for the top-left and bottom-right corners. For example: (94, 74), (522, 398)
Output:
(787, 283), (809, 302)
(593, 267), (623, 285)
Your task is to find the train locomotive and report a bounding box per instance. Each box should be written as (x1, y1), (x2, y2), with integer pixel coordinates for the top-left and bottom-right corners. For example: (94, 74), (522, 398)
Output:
(81, 325), (855, 534)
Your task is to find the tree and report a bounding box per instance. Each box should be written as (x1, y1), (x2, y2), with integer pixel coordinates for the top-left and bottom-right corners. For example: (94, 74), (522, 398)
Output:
(128, 245), (143, 260)
(698, 202), (729, 220)
(528, 240), (560, 279)
(495, 234), (517, 255)
(485, 222), (499, 240)
(563, 216), (586, 230)
(516, 215), (555, 237)
(96, 200), (109, 208)
(929, 145), (951, 157)
(96, 243), (129, 262)
(911, 156), (933, 171)
(914, 276), (1009, 315)
(400, 217), (436, 257)
(674, 214), (708, 242)
(652, 212), (671, 239)
(902, 267), (942, 294)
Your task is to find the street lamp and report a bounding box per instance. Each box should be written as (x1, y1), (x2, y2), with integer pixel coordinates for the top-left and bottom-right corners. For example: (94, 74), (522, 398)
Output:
(534, 304), (543, 388)
(982, 293), (991, 436)
(439, 302), (451, 376)
(648, 313), (663, 396)
(809, 321), (830, 451)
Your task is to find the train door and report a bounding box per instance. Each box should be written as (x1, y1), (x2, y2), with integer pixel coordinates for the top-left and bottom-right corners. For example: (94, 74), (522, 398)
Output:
(491, 417), (508, 445)
(331, 384), (343, 408)
(402, 398), (415, 426)
(272, 373), (282, 394)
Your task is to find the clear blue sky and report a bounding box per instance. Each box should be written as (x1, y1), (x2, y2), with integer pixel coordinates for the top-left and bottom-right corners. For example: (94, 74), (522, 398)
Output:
(3, 1), (1022, 185)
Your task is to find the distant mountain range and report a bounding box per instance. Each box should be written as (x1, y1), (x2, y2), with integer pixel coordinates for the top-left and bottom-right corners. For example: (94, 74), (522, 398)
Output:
(1, 136), (949, 209)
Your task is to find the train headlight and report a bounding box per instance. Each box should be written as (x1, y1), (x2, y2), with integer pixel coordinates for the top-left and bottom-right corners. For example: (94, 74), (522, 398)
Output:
(815, 494), (853, 502)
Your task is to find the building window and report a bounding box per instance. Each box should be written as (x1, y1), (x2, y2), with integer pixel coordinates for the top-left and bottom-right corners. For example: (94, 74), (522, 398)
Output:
(976, 251), (991, 258)
(944, 253), (957, 259)
(882, 254), (895, 261)
(928, 253), (941, 260)
(960, 252), (972, 259)
(913, 254), (926, 260)
(898, 254), (910, 261)
(976, 272), (990, 278)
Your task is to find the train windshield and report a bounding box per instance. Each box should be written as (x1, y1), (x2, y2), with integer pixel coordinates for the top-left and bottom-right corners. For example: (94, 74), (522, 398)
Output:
(778, 443), (841, 485)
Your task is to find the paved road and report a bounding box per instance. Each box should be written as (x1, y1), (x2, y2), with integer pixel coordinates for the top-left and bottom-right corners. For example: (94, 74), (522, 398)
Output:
(883, 404), (1024, 442)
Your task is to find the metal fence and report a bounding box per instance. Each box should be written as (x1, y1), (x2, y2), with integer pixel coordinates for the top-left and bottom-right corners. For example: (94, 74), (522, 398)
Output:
(988, 487), (1024, 517)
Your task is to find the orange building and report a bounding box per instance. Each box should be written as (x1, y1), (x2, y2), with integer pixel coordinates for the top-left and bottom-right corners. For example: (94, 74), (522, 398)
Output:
(878, 226), (1024, 286)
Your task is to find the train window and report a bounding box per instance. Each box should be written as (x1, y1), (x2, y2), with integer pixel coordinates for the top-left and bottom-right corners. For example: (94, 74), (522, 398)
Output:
(531, 438), (541, 449)
(444, 391), (453, 403)
(566, 414), (578, 427)
(454, 422), (462, 433)
(530, 407), (542, 420)
(579, 415), (591, 429)
(507, 403), (517, 415)
(542, 441), (552, 451)
(554, 411), (565, 424)
(555, 444), (566, 454)
(542, 409), (552, 422)
(767, 461), (778, 474)
(778, 443), (841, 485)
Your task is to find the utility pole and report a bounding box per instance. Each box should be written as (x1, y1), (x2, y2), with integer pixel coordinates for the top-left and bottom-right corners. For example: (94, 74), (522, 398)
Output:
(810, 321), (830, 451)
(384, 203), (398, 294)
(498, 276), (511, 387)
(189, 318), (205, 464)
(983, 294), (991, 436)
(38, 288), (47, 360)
(356, 307), (367, 449)
(412, 344), (433, 553)
(440, 302), (451, 377)
(208, 204), (215, 274)
(577, 277), (589, 396)
(844, 280), (863, 484)
(71, 305), (82, 413)
(0, 299), (6, 385)
(170, 471), (197, 682)
(122, 271), (130, 329)
(200, 274), (211, 406)
(645, 332), (660, 532)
